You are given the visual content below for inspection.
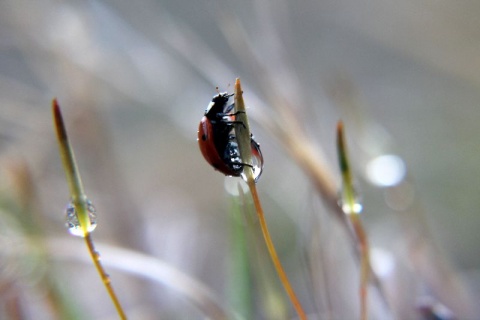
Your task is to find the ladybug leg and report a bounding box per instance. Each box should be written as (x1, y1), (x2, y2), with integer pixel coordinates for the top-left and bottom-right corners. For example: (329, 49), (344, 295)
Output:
(218, 105), (247, 128)
(209, 118), (246, 129)
(238, 162), (261, 176)
(217, 112), (245, 120)
(224, 159), (256, 171)
(228, 120), (247, 129)
(215, 118), (247, 130)
(227, 110), (246, 117)
(217, 109), (245, 118)
(224, 135), (258, 171)
(240, 163), (255, 169)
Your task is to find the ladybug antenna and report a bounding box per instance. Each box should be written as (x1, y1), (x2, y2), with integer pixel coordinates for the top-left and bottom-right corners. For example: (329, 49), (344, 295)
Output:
(226, 83), (234, 97)
(215, 86), (233, 98)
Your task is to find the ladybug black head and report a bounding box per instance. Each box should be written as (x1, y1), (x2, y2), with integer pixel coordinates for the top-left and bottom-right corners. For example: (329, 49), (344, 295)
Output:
(213, 92), (231, 102)
(204, 92), (233, 118)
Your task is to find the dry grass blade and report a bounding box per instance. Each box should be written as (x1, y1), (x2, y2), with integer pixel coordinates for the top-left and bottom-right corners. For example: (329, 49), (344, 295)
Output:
(234, 79), (307, 320)
(337, 121), (370, 320)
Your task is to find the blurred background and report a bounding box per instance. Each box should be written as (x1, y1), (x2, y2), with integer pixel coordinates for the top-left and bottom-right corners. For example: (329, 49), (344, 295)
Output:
(1, 0), (480, 319)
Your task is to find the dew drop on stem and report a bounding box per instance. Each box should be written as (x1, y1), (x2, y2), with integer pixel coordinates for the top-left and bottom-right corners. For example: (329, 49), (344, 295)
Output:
(338, 187), (363, 215)
(65, 198), (97, 236)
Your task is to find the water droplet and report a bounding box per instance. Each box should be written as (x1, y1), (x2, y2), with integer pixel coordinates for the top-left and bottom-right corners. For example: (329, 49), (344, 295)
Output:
(338, 188), (363, 214)
(224, 140), (243, 172)
(224, 135), (264, 183)
(240, 138), (264, 183)
(341, 201), (363, 214)
(65, 198), (97, 236)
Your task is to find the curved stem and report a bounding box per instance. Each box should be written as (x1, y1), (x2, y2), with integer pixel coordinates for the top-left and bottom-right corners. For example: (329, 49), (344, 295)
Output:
(84, 234), (127, 320)
(247, 180), (307, 320)
(233, 79), (306, 320)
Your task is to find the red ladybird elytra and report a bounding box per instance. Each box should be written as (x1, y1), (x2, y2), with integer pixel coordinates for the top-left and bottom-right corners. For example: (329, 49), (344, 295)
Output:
(198, 92), (264, 181)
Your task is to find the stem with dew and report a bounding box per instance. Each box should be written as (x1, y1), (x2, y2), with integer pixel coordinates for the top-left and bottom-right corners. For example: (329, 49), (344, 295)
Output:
(52, 99), (127, 320)
(337, 121), (370, 320)
(233, 79), (307, 320)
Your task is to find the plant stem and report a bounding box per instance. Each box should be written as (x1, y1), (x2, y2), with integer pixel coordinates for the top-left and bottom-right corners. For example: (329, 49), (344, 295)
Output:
(233, 79), (307, 320)
(52, 99), (90, 234)
(228, 196), (252, 319)
(247, 179), (307, 320)
(350, 214), (369, 320)
(84, 234), (127, 320)
(337, 121), (370, 320)
(52, 99), (127, 319)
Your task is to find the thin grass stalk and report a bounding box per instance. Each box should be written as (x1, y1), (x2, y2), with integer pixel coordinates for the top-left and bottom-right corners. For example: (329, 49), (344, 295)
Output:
(228, 194), (252, 319)
(237, 184), (289, 319)
(46, 237), (232, 320)
(52, 99), (127, 320)
(233, 79), (307, 320)
(84, 233), (126, 319)
(336, 121), (370, 320)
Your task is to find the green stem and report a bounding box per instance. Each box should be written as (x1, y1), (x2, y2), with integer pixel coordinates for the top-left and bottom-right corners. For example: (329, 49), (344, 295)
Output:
(228, 195), (252, 319)
(84, 234), (127, 320)
(52, 99), (90, 235)
(52, 99), (127, 319)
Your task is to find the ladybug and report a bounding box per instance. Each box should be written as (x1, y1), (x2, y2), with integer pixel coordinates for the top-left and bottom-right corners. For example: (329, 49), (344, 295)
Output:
(198, 92), (264, 181)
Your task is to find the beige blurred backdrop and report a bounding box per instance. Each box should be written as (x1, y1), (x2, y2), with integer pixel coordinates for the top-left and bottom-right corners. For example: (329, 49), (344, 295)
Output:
(1, 1), (480, 319)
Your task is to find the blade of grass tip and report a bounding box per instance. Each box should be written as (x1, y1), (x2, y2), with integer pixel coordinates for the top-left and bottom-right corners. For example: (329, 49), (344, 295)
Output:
(336, 121), (370, 320)
(52, 99), (90, 236)
(232, 79), (255, 183)
(233, 79), (307, 320)
(52, 99), (127, 320)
